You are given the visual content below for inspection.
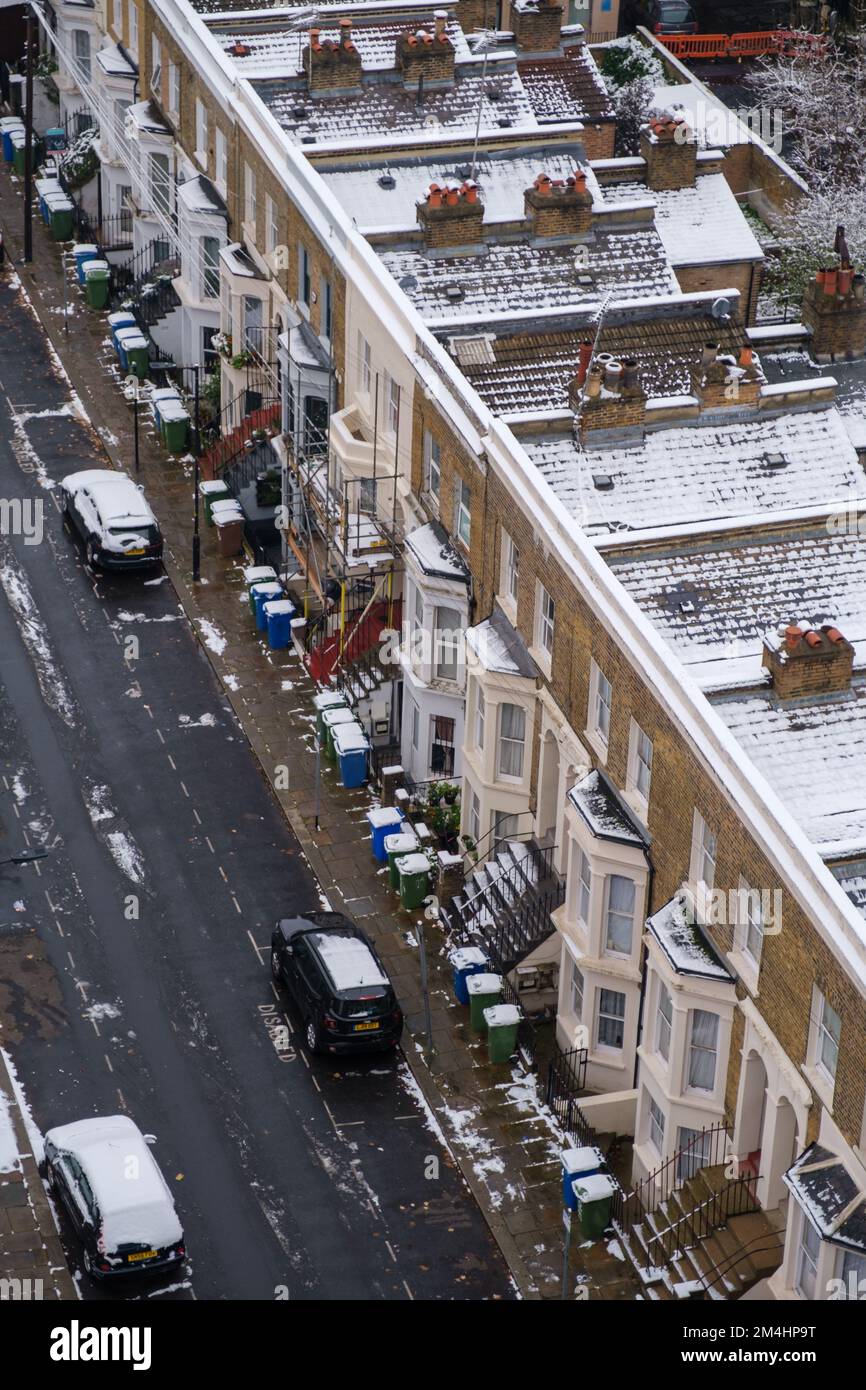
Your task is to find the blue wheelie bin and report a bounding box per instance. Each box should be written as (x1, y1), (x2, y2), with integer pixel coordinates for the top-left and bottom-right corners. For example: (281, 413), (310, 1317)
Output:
(73, 243), (100, 284)
(1, 119), (24, 162)
(108, 311), (137, 352)
(264, 599), (295, 651)
(449, 946), (491, 1005)
(366, 807), (403, 862)
(334, 722), (369, 789)
(251, 581), (284, 632)
(562, 1147), (604, 1211)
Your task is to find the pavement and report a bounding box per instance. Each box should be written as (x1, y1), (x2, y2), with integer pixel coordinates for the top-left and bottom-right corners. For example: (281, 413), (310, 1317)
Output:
(0, 158), (640, 1302)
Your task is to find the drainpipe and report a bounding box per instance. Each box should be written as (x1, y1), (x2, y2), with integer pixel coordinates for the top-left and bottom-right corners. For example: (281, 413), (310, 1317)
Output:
(632, 854), (655, 1090)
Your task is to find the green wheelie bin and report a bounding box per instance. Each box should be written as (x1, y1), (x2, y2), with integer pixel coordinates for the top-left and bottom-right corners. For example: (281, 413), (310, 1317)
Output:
(396, 852), (432, 912)
(200, 480), (231, 526)
(467, 972), (503, 1033)
(484, 1003), (522, 1063)
(573, 1172), (617, 1241)
(83, 261), (110, 309)
(384, 831), (418, 890)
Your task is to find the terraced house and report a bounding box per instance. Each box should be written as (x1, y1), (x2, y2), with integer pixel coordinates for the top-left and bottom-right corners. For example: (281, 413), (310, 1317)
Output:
(38, 0), (866, 1301)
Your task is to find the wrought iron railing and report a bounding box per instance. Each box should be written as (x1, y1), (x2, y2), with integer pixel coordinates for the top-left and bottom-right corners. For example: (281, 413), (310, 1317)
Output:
(545, 1044), (589, 1118)
(642, 1172), (761, 1274)
(611, 1122), (730, 1234)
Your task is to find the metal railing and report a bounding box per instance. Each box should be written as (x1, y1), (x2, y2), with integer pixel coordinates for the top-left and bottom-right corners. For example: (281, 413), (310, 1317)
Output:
(642, 1172), (761, 1274)
(545, 1044), (589, 1116)
(612, 1122), (730, 1233)
(463, 809), (536, 869)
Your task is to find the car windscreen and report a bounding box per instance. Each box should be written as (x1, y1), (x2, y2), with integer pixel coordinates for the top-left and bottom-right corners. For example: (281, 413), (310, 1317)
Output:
(335, 987), (392, 1018)
(660, 2), (692, 16)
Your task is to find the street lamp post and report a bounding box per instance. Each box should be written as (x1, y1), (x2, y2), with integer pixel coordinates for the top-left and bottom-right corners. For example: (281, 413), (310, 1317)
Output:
(191, 364), (201, 582)
(23, 7), (36, 264)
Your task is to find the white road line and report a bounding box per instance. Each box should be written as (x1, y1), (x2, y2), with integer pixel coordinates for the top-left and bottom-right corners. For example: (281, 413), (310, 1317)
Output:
(403, 1280), (414, 1300)
(66, 950), (75, 970)
(299, 1049), (310, 1069)
(155, 729), (165, 744)
(116, 1088), (127, 1110)
(143, 704), (154, 720)
(167, 754), (177, 771)
(269, 981), (280, 1000)
(205, 836), (214, 854)
(218, 866), (228, 882)
(247, 931), (265, 964)
(11, 803), (19, 819)
(90, 1019), (100, 1037)
(45, 891), (57, 912)
(231, 895), (242, 915)
(282, 1013), (294, 1036)
(310, 1073), (321, 1092)
(104, 1054), (113, 1073)
(192, 808), (201, 825)
(179, 781), (189, 798)
(385, 1241), (397, 1263)
(394, 1115), (421, 1122)
(321, 1100), (340, 1133)
(75, 981), (89, 1002)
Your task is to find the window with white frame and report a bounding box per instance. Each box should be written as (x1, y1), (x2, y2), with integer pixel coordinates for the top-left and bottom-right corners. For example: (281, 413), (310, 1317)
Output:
(627, 719), (653, 807)
(200, 235), (220, 300)
(536, 583), (555, 661)
(649, 1097), (665, 1155)
(298, 243), (311, 309)
(149, 152), (171, 218)
(577, 847), (592, 928)
(410, 698), (419, 751)
(387, 376), (400, 435)
(596, 988), (626, 1050)
(243, 296), (263, 350)
(424, 429), (441, 501)
(468, 790), (480, 843)
(128, 0), (138, 54)
(604, 875), (635, 956)
(244, 163), (257, 229)
(359, 478), (376, 514)
(501, 531), (519, 609)
(814, 989), (841, 1085)
(412, 583), (424, 637)
(455, 479), (471, 547)
(112, 0), (122, 34)
(265, 194), (278, 255)
(796, 1214), (820, 1300)
(195, 99), (208, 166)
(690, 810), (717, 891)
(570, 960), (584, 1021)
(475, 686), (485, 752)
(739, 877), (764, 967)
(214, 128), (227, 193)
(493, 810), (521, 842)
(358, 334), (371, 396)
(656, 982), (672, 1061)
(434, 606), (461, 682)
(497, 703), (526, 781)
(73, 30), (91, 83)
(588, 660), (612, 747)
(840, 1248), (866, 1291)
(168, 62), (180, 118)
(677, 1127), (712, 1181)
(687, 1009), (719, 1092)
(150, 35), (162, 95)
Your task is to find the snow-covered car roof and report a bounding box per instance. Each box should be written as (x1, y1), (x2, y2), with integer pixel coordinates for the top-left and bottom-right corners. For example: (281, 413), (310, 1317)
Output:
(45, 1114), (182, 1251)
(61, 469), (157, 527)
(308, 929), (389, 992)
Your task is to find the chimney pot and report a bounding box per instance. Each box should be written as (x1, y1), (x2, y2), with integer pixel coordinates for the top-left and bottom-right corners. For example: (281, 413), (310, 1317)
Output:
(804, 629), (822, 648)
(825, 626), (845, 644)
(784, 624), (803, 650)
(576, 339), (593, 386)
(604, 360), (623, 393)
(702, 341), (720, 367)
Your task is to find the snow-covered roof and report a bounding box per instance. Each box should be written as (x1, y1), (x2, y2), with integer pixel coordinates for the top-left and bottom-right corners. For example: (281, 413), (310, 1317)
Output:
(213, 17), (473, 75)
(651, 81), (752, 149)
(785, 1143), (866, 1252)
(318, 145), (592, 230)
(647, 894), (735, 981)
(601, 173), (763, 268)
(126, 101), (170, 136)
(219, 241), (258, 276)
(525, 405), (866, 537)
(466, 602), (536, 678)
(517, 46), (615, 124)
(177, 174), (227, 216)
(96, 42), (137, 78)
(45, 1115), (182, 1252)
(380, 226), (676, 323)
(608, 524), (866, 694)
(309, 929), (388, 990)
(568, 769), (648, 847)
(833, 864), (866, 922)
(711, 681), (866, 859)
(404, 519), (469, 582)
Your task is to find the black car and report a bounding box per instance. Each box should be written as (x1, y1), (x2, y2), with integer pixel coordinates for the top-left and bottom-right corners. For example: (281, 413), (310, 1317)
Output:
(271, 912), (403, 1055)
(627, 0), (698, 33)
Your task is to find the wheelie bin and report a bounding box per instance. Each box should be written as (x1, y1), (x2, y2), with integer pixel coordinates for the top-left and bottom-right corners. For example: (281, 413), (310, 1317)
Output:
(467, 973), (503, 1033)
(396, 852), (432, 912)
(384, 831), (419, 890)
(264, 599), (295, 651)
(333, 722), (369, 789)
(449, 945), (490, 1005)
(365, 807), (403, 861)
(484, 1003), (522, 1063)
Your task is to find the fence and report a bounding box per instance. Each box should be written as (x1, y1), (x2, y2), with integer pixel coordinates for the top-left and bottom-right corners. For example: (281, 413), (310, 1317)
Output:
(661, 29), (829, 60)
(612, 1122), (730, 1233)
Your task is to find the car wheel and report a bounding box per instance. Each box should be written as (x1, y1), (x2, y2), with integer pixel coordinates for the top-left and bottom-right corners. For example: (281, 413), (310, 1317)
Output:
(82, 1247), (95, 1279)
(86, 539), (100, 570)
(270, 949), (281, 981)
(44, 1161), (56, 1192)
(305, 1018), (322, 1055)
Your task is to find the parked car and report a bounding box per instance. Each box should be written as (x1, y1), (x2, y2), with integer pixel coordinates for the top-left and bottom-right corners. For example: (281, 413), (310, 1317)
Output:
(60, 468), (163, 570)
(626, 0), (698, 33)
(44, 1115), (185, 1280)
(271, 911), (404, 1055)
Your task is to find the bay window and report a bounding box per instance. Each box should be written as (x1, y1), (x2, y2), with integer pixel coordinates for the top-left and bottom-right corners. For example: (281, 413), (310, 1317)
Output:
(596, 988), (626, 1050)
(570, 960), (584, 1021)
(434, 606), (461, 681)
(656, 982), (672, 1062)
(687, 1009), (719, 1092)
(497, 703), (525, 780)
(604, 875), (635, 956)
(796, 1215), (820, 1300)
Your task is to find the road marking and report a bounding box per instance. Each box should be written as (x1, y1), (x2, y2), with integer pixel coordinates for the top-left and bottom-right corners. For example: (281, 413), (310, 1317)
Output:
(231, 895), (242, 915)
(192, 808), (201, 825)
(205, 836), (215, 854)
(403, 1280), (414, 1300)
(116, 1088), (127, 1111)
(11, 803), (19, 819)
(218, 866), (228, 882)
(90, 1018), (100, 1037)
(385, 1241), (397, 1263)
(247, 931), (265, 964)
(66, 950), (75, 970)
(310, 1073), (321, 1092)
(167, 754), (177, 771)
(75, 981), (89, 1003)
(143, 704), (154, 720)
(104, 1053), (113, 1073)
(394, 1114), (421, 1122)
(155, 729), (165, 744)
(179, 781), (189, 798)
(45, 891), (57, 913)
(282, 1012), (294, 1036)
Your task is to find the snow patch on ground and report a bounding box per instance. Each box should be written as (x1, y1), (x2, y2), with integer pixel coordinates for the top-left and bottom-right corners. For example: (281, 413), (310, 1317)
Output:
(197, 618), (227, 655)
(106, 831), (146, 885)
(1, 1048), (44, 1165)
(178, 713), (217, 728)
(0, 1084), (19, 1173)
(0, 554), (76, 726)
(11, 772), (29, 803)
(115, 610), (181, 624)
(83, 1002), (121, 1023)
(224, 674), (240, 691)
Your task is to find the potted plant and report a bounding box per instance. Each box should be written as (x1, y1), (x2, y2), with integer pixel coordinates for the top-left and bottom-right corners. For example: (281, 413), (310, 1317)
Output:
(230, 349), (253, 369)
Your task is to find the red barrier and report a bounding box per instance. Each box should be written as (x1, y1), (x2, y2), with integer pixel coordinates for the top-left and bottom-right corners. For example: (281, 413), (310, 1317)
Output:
(660, 29), (829, 61)
(661, 33), (728, 58)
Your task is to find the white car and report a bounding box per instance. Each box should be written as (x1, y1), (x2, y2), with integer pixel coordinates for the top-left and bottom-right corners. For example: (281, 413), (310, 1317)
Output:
(61, 468), (163, 570)
(44, 1115), (185, 1279)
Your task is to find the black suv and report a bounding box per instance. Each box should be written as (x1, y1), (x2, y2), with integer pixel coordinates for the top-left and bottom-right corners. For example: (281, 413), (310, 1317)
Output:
(271, 913), (404, 1055)
(627, 0), (697, 33)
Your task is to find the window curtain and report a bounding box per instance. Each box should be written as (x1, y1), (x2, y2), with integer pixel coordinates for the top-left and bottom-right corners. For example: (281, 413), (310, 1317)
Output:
(688, 1010), (719, 1090)
(605, 875), (635, 954)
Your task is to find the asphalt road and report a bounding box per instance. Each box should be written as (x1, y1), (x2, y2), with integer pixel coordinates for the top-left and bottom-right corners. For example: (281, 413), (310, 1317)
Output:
(0, 267), (512, 1302)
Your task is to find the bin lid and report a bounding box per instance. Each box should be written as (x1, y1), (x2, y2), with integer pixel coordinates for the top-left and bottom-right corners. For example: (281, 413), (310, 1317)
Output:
(323, 706), (356, 728)
(466, 972), (503, 996)
(312, 690), (345, 712)
(212, 504), (243, 520)
(1, 118), (25, 131)
(159, 401), (190, 422)
(383, 833), (418, 854)
(483, 1003), (521, 1028)
(396, 853), (431, 875)
(562, 1146), (604, 1175)
(572, 1173), (617, 1203)
(108, 311), (137, 327)
(199, 480), (228, 496)
(73, 243), (99, 256)
(152, 387), (181, 402)
(448, 946), (489, 971)
(122, 335), (148, 349)
(249, 579), (283, 595)
(84, 261), (110, 274)
(366, 807), (403, 829)
(214, 512), (245, 528)
(116, 325), (144, 340)
(244, 564), (277, 586)
(333, 724), (368, 753)
(263, 600), (295, 615)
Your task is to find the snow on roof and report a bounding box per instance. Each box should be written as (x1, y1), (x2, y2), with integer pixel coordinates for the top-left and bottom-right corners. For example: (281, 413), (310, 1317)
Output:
(466, 602), (536, 678)
(45, 1115), (182, 1252)
(517, 46), (615, 125)
(568, 770), (648, 847)
(96, 43), (137, 78)
(608, 524), (866, 694)
(784, 1143), (866, 1252)
(177, 174), (227, 215)
(319, 146), (592, 230)
(214, 18), (473, 75)
(405, 519), (469, 581)
(219, 241), (258, 276)
(651, 81), (751, 149)
(833, 865), (866, 922)
(524, 405), (866, 537)
(126, 101), (170, 136)
(647, 893), (735, 981)
(601, 173), (762, 267)
(711, 681), (866, 859)
(380, 226), (676, 323)
(309, 929), (388, 990)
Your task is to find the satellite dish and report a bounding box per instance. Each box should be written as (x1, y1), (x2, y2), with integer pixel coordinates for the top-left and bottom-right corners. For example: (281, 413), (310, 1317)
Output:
(710, 296), (732, 320)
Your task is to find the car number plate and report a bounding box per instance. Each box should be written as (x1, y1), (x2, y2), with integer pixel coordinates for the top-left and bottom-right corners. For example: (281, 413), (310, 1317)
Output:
(126, 547), (145, 556)
(354, 1021), (380, 1032)
(127, 1249), (158, 1263)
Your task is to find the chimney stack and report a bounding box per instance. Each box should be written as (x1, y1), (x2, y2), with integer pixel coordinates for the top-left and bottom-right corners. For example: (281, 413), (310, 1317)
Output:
(572, 355), (646, 436)
(304, 20), (363, 94)
(762, 623), (855, 699)
(801, 265), (866, 363)
(639, 114), (697, 191)
(510, 0), (565, 52)
(692, 344), (764, 411)
(417, 179), (485, 249)
(396, 14), (455, 88)
(524, 169), (593, 239)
